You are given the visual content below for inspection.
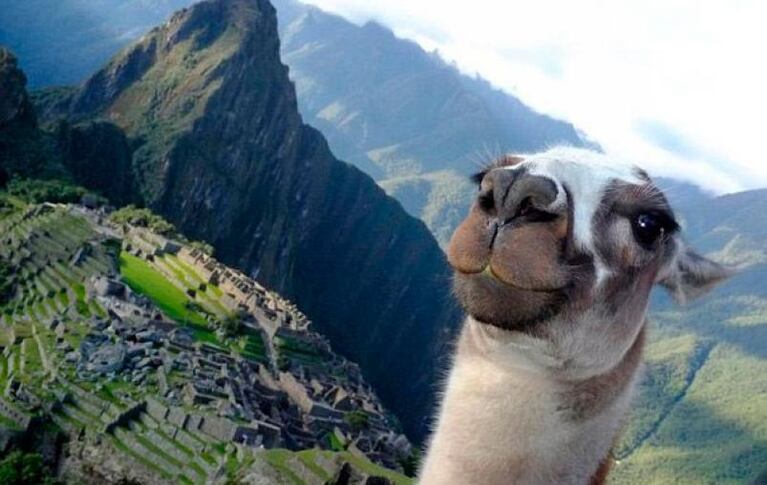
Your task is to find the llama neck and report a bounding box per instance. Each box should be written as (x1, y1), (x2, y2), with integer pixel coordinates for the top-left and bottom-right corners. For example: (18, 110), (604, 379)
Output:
(420, 318), (645, 485)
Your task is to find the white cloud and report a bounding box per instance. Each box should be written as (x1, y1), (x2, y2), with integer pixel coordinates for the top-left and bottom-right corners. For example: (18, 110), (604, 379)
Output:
(300, 0), (767, 194)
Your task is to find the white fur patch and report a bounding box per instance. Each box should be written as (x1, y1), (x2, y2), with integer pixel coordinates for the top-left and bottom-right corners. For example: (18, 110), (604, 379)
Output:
(503, 147), (642, 284)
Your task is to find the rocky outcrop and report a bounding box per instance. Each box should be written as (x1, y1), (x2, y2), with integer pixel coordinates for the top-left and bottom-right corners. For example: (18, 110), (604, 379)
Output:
(0, 47), (135, 202)
(54, 120), (138, 206)
(0, 47), (66, 179)
(45, 0), (461, 441)
(0, 48), (34, 127)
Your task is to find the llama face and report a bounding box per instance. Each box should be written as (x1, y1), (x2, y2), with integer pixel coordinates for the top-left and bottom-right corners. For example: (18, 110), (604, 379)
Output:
(448, 147), (730, 374)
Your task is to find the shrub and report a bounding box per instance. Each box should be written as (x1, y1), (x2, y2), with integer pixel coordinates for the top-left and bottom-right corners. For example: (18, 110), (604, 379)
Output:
(344, 410), (369, 431)
(0, 451), (56, 484)
(109, 205), (177, 236)
(0, 259), (15, 305)
(219, 313), (244, 338)
(189, 240), (214, 256)
(6, 177), (88, 204)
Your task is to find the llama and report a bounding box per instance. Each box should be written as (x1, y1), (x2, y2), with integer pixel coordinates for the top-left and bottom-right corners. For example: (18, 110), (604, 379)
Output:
(419, 148), (731, 485)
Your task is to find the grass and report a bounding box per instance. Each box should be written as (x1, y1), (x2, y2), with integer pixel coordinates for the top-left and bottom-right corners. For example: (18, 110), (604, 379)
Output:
(134, 433), (184, 468)
(165, 254), (205, 284)
(108, 434), (173, 480)
(261, 449), (308, 485)
(72, 282), (90, 317)
(0, 414), (23, 430)
(119, 251), (207, 326)
(261, 449), (413, 485)
(240, 330), (267, 362)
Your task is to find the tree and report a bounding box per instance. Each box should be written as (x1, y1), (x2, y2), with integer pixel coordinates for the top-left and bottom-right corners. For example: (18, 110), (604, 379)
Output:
(108, 205), (176, 236)
(0, 258), (15, 305)
(344, 410), (369, 431)
(6, 178), (87, 204)
(398, 447), (422, 478)
(189, 240), (214, 256)
(0, 451), (56, 484)
(220, 313), (244, 338)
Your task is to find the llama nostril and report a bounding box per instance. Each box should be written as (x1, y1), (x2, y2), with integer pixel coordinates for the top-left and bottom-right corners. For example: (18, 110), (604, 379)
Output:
(478, 188), (495, 213)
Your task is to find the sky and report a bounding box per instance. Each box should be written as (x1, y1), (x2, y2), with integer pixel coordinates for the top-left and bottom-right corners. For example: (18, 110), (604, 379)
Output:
(300, 0), (767, 194)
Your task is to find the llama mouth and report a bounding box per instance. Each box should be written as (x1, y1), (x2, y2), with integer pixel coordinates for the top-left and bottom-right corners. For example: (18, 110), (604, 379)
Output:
(456, 265), (566, 294)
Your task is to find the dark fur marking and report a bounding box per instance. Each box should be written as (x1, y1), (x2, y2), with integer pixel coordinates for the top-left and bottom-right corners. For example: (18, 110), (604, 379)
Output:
(557, 326), (646, 422)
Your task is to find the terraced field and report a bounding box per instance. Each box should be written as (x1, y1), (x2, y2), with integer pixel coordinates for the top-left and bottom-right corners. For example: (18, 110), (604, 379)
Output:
(0, 201), (410, 484)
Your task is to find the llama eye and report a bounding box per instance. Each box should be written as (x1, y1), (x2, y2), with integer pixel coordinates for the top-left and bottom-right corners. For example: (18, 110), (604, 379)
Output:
(632, 212), (672, 248)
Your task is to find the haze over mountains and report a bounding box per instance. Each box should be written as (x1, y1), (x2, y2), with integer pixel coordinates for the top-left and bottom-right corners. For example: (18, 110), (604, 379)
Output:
(1, 0), (766, 482)
(0, 0), (194, 88)
(275, 0), (591, 245)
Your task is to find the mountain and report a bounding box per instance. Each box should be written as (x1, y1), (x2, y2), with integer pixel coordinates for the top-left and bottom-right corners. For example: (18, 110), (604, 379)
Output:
(0, 0), (195, 88)
(0, 0), (588, 246)
(30, 0), (461, 442)
(0, 48), (136, 206)
(276, 0), (585, 179)
(273, 0), (588, 245)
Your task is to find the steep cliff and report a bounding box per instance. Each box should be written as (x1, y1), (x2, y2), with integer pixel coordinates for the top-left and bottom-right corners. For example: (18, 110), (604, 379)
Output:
(0, 46), (136, 205)
(273, 0), (589, 244)
(0, 47), (61, 179)
(42, 0), (461, 441)
(275, 0), (585, 179)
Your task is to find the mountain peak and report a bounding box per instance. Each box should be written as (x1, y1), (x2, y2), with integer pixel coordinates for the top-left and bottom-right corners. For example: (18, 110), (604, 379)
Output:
(0, 47), (34, 127)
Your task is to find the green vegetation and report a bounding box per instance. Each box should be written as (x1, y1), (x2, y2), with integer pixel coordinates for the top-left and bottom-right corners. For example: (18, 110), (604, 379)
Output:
(275, 335), (324, 367)
(118, 251), (207, 326)
(344, 410), (369, 431)
(259, 449), (412, 485)
(220, 313), (244, 338)
(5, 177), (89, 204)
(240, 330), (267, 362)
(381, 170), (474, 247)
(0, 257), (14, 305)
(610, 317), (767, 484)
(189, 240), (214, 257)
(397, 447), (422, 478)
(110, 206), (215, 255)
(0, 451), (56, 485)
(326, 431), (346, 451)
(110, 205), (176, 236)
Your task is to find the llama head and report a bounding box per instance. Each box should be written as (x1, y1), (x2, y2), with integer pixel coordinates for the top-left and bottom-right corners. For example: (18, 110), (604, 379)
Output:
(448, 147), (732, 376)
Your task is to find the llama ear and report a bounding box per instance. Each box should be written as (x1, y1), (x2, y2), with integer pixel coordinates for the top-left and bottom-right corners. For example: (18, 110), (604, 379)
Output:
(658, 245), (734, 304)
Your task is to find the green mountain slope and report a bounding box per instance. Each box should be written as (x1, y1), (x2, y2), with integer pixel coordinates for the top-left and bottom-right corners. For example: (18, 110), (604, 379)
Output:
(606, 187), (767, 483)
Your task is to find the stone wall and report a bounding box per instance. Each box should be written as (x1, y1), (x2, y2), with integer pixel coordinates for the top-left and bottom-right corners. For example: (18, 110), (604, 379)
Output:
(0, 396), (31, 429)
(104, 400), (146, 434)
(278, 371), (313, 413)
(198, 414), (236, 442)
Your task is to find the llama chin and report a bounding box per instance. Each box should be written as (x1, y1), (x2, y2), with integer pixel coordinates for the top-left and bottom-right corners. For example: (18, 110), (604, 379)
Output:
(419, 147), (732, 485)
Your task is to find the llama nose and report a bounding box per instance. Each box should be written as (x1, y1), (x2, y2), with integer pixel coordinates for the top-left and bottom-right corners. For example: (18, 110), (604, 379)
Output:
(477, 170), (559, 222)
